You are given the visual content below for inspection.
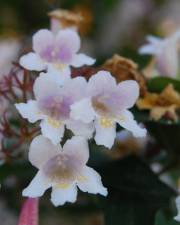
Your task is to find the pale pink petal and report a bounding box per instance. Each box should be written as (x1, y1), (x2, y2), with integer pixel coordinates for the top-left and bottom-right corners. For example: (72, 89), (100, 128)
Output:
(47, 64), (71, 85)
(23, 171), (51, 198)
(63, 136), (89, 164)
(19, 53), (46, 71)
(139, 35), (162, 55)
(15, 100), (43, 123)
(17, 198), (39, 225)
(117, 110), (147, 137)
(40, 119), (65, 145)
(87, 71), (117, 96)
(51, 184), (77, 206)
(71, 53), (95, 67)
(29, 135), (60, 169)
(56, 29), (80, 54)
(94, 118), (116, 148)
(117, 80), (139, 109)
(156, 41), (178, 77)
(70, 98), (96, 123)
(62, 76), (87, 101)
(66, 120), (94, 139)
(147, 35), (162, 44)
(33, 29), (54, 55)
(77, 166), (107, 196)
(33, 73), (61, 100)
(139, 44), (157, 55)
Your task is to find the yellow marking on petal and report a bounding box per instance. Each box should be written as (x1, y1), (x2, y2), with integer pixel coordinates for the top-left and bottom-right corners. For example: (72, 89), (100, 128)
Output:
(54, 63), (66, 70)
(77, 175), (88, 182)
(56, 183), (70, 189)
(100, 117), (114, 128)
(48, 118), (61, 128)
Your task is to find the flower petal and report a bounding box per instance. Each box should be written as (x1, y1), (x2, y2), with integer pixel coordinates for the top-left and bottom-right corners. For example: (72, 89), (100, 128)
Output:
(20, 53), (46, 71)
(117, 110), (147, 137)
(62, 76), (87, 101)
(47, 64), (71, 86)
(71, 53), (95, 67)
(87, 71), (117, 96)
(70, 98), (95, 123)
(51, 184), (77, 206)
(63, 136), (89, 164)
(56, 29), (80, 54)
(29, 135), (60, 169)
(94, 118), (116, 148)
(117, 80), (139, 109)
(139, 44), (157, 55)
(15, 100), (43, 123)
(77, 166), (107, 196)
(33, 72), (61, 100)
(40, 119), (65, 145)
(66, 120), (94, 139)
(22, 171), (51, 198)
(33, 29), (54, 55)
(156, 40), (178, 77)
(147, 35), (162, 44)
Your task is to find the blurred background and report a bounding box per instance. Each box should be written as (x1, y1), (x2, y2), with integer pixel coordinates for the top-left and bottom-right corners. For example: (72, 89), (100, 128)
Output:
(0, 0), (180, 224)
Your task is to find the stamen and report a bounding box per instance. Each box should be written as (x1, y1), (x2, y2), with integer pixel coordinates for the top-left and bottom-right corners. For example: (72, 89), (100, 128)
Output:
(100, 117), (113, 128)
(56, 183), (70, 189)
(47, 117), (61, 128)
(54, 63), (65, 70)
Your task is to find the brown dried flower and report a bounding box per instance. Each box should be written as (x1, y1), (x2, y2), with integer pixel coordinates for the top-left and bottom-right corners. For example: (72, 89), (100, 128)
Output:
(137, 84), (180, 121)
(48, 9), (83, 31)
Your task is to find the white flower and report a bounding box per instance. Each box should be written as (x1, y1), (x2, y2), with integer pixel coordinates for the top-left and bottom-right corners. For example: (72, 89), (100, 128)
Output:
(71, 71), (146, 148)
(174, 196), (180, 222)
(20, 29), (95, 85)
(139, 31), (180, 78)
(22, 135), (107, 206)
(15, 73), (93, 144)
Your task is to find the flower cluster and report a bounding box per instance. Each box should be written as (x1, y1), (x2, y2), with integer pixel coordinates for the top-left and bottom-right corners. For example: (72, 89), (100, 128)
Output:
(15, 27), (146, 206)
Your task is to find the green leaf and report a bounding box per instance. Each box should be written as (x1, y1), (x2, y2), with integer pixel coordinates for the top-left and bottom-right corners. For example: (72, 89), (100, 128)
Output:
(96, 156), (176, 225)
(155, 210), (179, 225)
(148, 77), (180, 93)
(145, 121), (180, 157)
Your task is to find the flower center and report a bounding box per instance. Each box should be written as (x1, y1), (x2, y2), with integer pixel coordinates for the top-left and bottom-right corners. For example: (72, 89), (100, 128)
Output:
(100, 117), (114, 128)
(38, 95), (71, 121)
(92, 95), (112, 117)
(43, 153), (82, 184)
(40, 45), (72, 64)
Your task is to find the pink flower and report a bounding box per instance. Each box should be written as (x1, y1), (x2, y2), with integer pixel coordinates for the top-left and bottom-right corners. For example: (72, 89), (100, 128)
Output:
(20, 29), (95, 85)
(22, 136), (107, 206)
(71, 71), (146, 148)
(139, 31), (180, 78)
(15, 73), (93, 144)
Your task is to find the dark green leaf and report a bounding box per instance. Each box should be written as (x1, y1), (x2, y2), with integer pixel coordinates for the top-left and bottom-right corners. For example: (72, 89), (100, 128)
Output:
(155, 210), (179, 225)
(96, 156), (176, 225)
(145, 121), (180, 157)
(148, 77), (180, 93)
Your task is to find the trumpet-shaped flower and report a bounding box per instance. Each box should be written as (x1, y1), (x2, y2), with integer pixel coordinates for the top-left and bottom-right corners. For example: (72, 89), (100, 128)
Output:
(23, 135), (107, 206)
(71, 71), (146, 148)
(15, 73), (93, 144)
(20, 29), (95, 85)
(139, 31), (180, 78)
